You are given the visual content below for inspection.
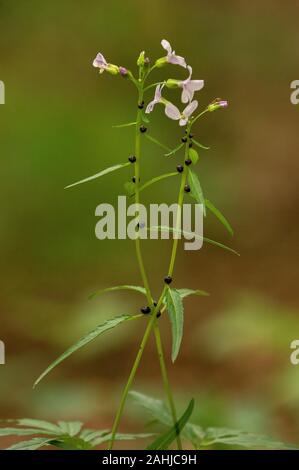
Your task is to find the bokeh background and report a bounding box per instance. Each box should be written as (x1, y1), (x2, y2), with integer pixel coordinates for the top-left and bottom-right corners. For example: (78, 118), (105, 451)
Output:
(1, 0), (299, 449)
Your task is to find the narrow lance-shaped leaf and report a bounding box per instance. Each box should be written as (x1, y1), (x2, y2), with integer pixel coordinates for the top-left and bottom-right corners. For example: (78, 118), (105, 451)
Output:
(131, 172), (178, 197)
(177, 288), (210, 298)
(147, 226), (239, 256)
(188, 167), (206, 216)
(144, 134), (171, 152)
(165, 288), (184, 362)
(65, 162), (130, 189)
(192, 138), (210, 150)
(205, 199), (234, 236)
(147, 399), (195, 450)
(89, 285), (146, 300)
(112, 122), (136, 128)
(164, 143), (184, 157)
(33, 314), (141, 388)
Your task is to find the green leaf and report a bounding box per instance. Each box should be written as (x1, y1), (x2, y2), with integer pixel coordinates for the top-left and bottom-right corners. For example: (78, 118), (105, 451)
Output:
(7, 437), (54, 450)
(91, 432), (155, 447)
(65, 162), (130, 189)
(130, 391), (204, 447)
(112, 122), (136, 128)
(192, 139), (210, 150)
(2, 419), (61, 434)
(0, 427), (52, 437)
(188, 168), (206, 216)
(177, 288), (210, 299)
(205, 199), (234, 236)
(188, 148), (199, 164)
(165, 288), (184, 362)
(147, 226), (239, 256)
(89, 285), (146, 300)
(137, 172), (178, 196)
(164, 143), (184, 157)
(57, 421), (83, 437)
(50, 436), (91, 450)
(144, 134), (171, 152)
(147, 399), (195, 450)
(200, 427), (298, 450)
(33, 315), (140, 388)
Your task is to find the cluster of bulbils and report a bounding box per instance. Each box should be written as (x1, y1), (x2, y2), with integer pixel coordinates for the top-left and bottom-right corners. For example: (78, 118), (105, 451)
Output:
(93, 39), (228, 127)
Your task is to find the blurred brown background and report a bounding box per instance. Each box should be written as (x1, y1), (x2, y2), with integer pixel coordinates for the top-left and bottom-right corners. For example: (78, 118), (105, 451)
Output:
(1, 0), (299, 448)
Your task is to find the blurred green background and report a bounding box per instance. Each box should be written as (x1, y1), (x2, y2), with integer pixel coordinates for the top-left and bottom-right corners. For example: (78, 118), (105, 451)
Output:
(1, 0), (299, 448)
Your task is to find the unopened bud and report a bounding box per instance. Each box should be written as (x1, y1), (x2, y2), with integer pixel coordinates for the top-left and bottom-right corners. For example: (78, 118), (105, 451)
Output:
(155, 57), (168, 68)
(208, 99), (228, 112)
(137, 51), (146, 67)
(165, 79), (180, 89)
(106, 64), (120, 75)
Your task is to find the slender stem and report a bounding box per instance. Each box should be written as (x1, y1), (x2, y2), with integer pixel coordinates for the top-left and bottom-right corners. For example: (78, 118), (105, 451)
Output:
(168, 137), (190, 277)
(108, 312), (157, 450)
(108, 80), (185, 451)
(154, 324), (182, 449)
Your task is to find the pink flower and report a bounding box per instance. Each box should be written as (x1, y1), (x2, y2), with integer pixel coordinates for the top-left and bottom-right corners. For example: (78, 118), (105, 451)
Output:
(179, 66), (204, 103)
(161, 39), (187, 68)
(166, 100), (198, 126)
(92, 53), (108, 73)
(145, 84), (164, 113)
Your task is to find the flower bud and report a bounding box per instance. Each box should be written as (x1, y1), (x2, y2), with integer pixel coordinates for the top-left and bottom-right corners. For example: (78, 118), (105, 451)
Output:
(106, 64), (120, 75)
(155, 57), (168, 68)
(137, 51), (146, 67)
(119, 66), (128, 77)
(165, 79), (180, 89)
(208, 99), (228, 112)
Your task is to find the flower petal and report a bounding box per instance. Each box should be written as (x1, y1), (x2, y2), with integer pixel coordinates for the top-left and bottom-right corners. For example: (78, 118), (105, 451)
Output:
(161, 39), (172, 54)
(92, 52), (108, 68)
(168, 54), (187, 68)
(145, 100), (156, 114)
(189, 80), (204, 92)
(165, 102), (181, 120)
(183, 100), (198, 117)
(181, 87), (191, 104)
(179, 117), (188, 126)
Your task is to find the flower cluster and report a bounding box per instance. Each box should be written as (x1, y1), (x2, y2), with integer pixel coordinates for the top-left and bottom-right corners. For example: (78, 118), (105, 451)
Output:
(92, 39), (227, 127)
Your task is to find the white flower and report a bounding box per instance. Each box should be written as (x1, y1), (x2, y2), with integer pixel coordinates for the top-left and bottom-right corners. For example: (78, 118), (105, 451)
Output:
(179, 66), (204, 103)
(161, 39), (187, 68)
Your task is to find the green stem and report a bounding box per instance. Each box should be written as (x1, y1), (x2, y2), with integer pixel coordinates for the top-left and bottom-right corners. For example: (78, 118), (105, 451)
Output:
(168, 137), (190, 276)
(108, 81), (184, 451)
(108, 312), (157, 450)
(154, 324), (182, 449)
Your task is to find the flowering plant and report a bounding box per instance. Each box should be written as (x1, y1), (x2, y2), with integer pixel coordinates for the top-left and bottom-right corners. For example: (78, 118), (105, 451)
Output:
(1, 40), (296, 452)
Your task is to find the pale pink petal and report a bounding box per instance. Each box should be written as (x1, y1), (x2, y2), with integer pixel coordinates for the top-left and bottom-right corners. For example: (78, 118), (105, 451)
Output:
(154, 83), (164, 101)
(165, 102), (181, 120)
(161, 39), (172, 54)
(168, 54), (187, 68)
(93, 52), (108, 68)
(183, 100), (198, 117)
(181, 87), (190, 104)
(189, 80), (204, 92)
(145, 101), (156, 113)
(179, 117), (188, 126)
(187, 65), (193, 80)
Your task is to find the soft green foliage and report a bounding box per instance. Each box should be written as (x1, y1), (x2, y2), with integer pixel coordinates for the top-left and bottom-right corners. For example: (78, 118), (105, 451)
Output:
(147, 399), (194, 450)
(144, 134), (171, 152)
(148, 226), (239, 255)
(131, 391), (298, 450)
(188, 148), (199, 164)
(64, 162), (130, 189)
(34, 314), (141, 388)
(188, 167), (206, 215)
(205, 199), (234, 236)
(165, 288), (184, 362)
(138, 172), (178, 195)
(0, 419), (153, 450)
(176, 288), (210, 298)
(89, 285), (146, 300)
